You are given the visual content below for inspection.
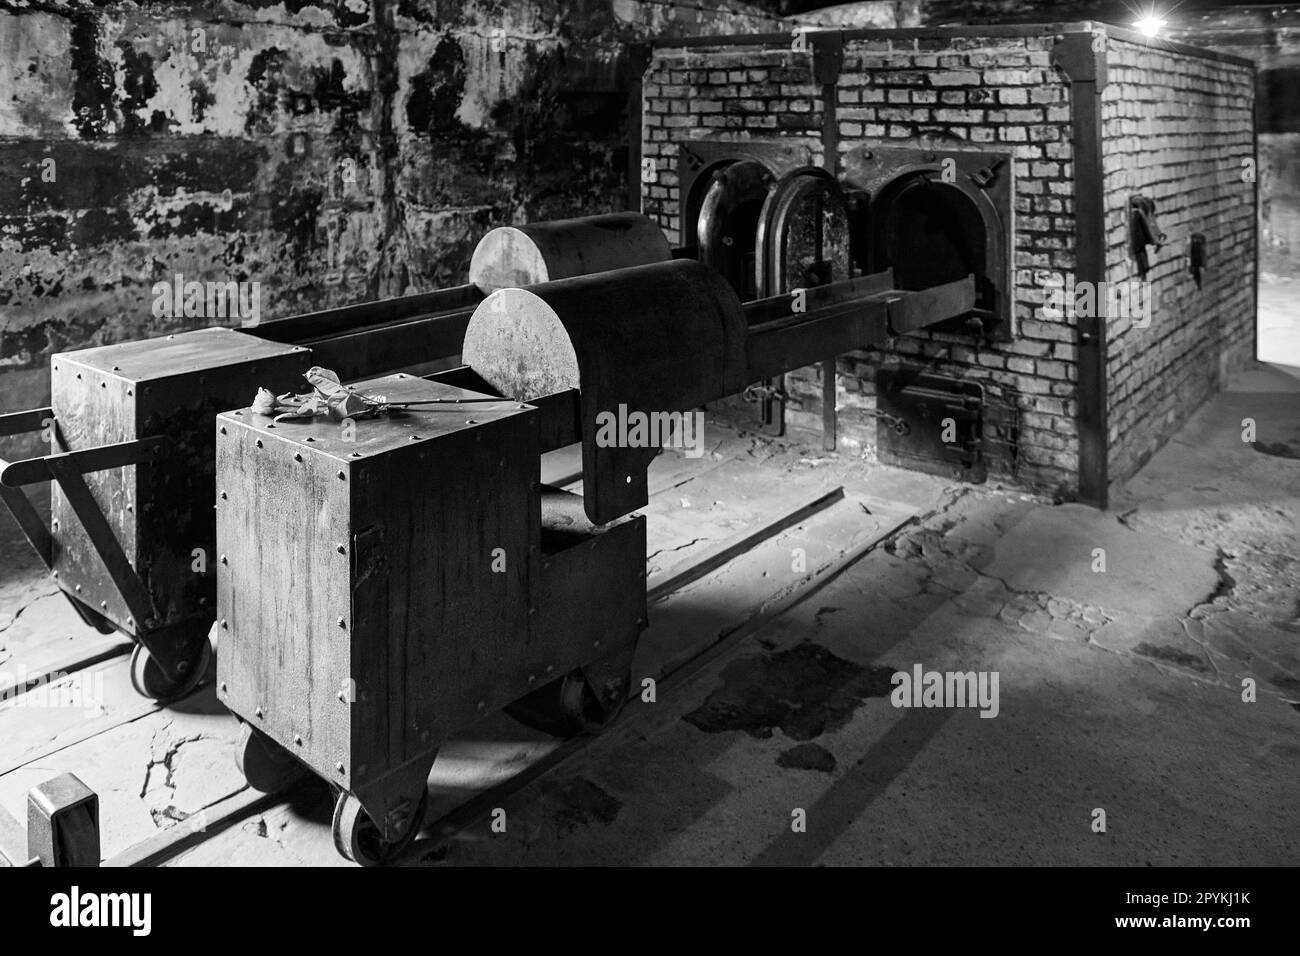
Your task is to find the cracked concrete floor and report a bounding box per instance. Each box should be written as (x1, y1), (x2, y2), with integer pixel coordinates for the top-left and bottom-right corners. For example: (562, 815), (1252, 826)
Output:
(4, 361), (1298, 866)
(408, 364), (1299, 867)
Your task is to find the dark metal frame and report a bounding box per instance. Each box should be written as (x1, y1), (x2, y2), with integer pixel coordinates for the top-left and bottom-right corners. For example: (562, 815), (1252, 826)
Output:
(0, 409), (170, 638)
(1051, 31), (1109, 509)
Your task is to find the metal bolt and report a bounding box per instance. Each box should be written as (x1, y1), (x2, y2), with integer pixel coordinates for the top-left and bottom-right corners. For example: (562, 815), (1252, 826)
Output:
(410, 434), (420, 441)
(220, 490), (227, 500)
(220, 682), (227, 692)
(337, 617), (346, 628)
(336, 544), (345, 554)
(220, 618), (228, 629)
(337, 691), (348, 703)
(219, 426), (227, 434)
(255, 439), (263, 448)
(337, 470), (346, 480)
(255, 707), (263, 718)
(266, 423), (275, 429)
(74, 584), (81, 592)
(99, 601), (107, 609)
(465, 420), (477, 426)
(335, 762), (345, 773)
(220, 554), (228, 565)
(294, 453), (303, 462)
(294, 734), (303, 746)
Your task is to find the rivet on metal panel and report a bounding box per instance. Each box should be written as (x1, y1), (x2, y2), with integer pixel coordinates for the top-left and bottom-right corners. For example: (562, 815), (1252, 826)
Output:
(528, 607), (536, 616)
(625, 476), (632, 484)
(335, 762), (345, 773)
(255, 707), (263, 718)
(336, 544), (345, 554)
(545, 665), (554, 674)
(51, 570), (58, 578)
(52, 519), (59, 530)
(112, 365), (120, 371)
(100, 382), (106, 389)
(294, 735), (303, 746)
(266, 423), (275, 429)
(220, 426), (227, 434)
(294, 453), (303, 462)
(220, 618), (228, 629)
(219, 491), (227, 500)
(220, 682), (227, 692)
(349, 452), (360, 458)
(594, 640), (601, 648)
(410, 434), (420, 441)
(336, 617), (346, 628)
(234, 411), (243, 416)
(527, 674), (536, 684)
(127, 390), (133, 396)
(74, 584), (81, 592)
(337, 471), (346, 480)
(476, 701), (486, 712)
(465, 420), (477, 426)
(99, 601), (106, 609)
(255, 439), (263, 448)
(220, 554), (228, 565)
(305, 436), (315, 443)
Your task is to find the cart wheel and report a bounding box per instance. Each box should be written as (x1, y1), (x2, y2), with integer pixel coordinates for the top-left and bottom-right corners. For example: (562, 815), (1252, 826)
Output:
(505, 664), (630, 737)
(332, 789), (427, 867)
(235, 722), (305, 793)
(129, 639), (211, 701)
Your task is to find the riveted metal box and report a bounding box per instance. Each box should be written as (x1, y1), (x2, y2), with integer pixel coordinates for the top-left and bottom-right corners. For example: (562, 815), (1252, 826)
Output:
(214, 373), (541, 795)
(50, 328), (311, 636)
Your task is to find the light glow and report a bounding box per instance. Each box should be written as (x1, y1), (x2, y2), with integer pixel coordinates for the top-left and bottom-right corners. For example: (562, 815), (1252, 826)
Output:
(1133, 15), (1167, 37)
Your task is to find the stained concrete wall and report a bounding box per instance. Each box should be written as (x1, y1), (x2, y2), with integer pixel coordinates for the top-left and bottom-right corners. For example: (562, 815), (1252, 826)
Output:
(0, 0), (791, 440)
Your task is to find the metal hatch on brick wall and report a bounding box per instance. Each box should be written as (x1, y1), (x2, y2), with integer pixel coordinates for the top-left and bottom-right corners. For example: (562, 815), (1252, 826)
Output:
(875, 370), (987, 483)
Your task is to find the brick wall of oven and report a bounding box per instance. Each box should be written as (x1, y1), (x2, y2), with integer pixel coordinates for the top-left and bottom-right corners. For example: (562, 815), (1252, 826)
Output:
(1100, 35), (1256, 486)
(643, 27), (1257, 502)
(643, 32), (1083, 497)
(641, 47), (825, 245)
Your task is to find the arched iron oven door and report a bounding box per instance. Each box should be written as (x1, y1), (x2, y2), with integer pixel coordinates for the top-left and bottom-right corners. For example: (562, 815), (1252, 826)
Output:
(866, 164), (1005, 337)
(695, 159), (774, 301)
(752, 167), (853, 441)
